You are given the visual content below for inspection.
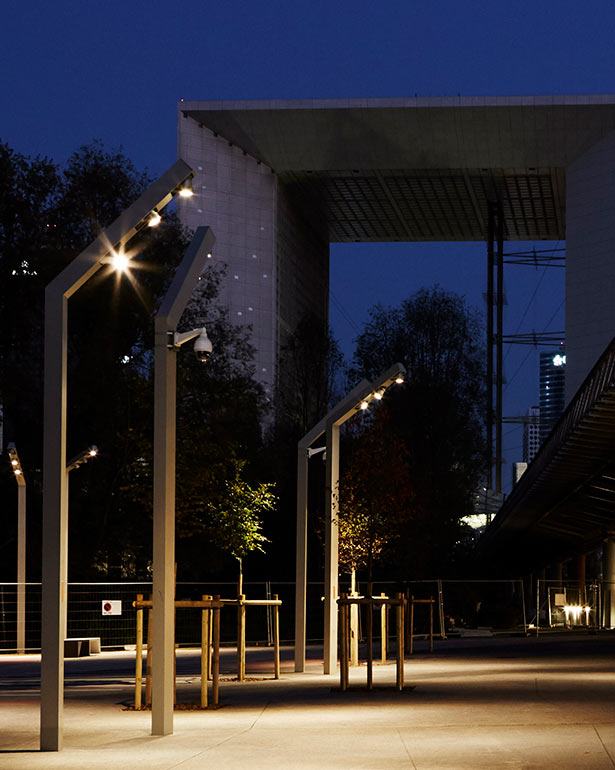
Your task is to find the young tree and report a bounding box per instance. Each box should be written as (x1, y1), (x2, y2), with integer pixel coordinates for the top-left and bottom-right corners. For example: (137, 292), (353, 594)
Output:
(337, 414), (414, 587)
(180, 459), (276, 594)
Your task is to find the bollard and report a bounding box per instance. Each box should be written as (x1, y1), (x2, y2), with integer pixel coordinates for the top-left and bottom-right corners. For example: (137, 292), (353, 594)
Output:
(201, 594), (210, 708)
(135, 594), (143, 709)
(237, 594), (246, 681)
(339, 594), (349, 691)
(273, 594), (280, 679)
(366, 591), (373, 690)
(410, 594), (416, 657)
(208, 599), (213, 680)
(380, 592), (387, 663)
(350, 590), (359, 667)
(212, 596), (221, 707)
(145, 596), (153, 706)
(396, 593), (404, 691)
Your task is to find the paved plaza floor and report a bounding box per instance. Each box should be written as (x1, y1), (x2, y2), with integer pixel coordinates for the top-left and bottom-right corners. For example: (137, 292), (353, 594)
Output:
(2, 634), (615, 769)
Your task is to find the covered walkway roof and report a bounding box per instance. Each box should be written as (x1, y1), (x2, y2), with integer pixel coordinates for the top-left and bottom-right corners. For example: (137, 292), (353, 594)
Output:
(481, 335), (615, 570)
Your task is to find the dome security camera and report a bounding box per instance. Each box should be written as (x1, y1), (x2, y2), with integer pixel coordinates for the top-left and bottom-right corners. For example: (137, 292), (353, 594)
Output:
(194, 328), (213, 363)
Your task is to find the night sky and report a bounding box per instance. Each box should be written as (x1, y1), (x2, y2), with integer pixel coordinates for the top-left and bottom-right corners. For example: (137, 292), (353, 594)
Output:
(3, 0), (613, 490)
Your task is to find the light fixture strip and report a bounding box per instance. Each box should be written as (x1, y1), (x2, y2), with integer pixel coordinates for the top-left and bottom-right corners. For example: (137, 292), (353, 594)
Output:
(7, 443), (25, 483)
(66, 445), (98, 473)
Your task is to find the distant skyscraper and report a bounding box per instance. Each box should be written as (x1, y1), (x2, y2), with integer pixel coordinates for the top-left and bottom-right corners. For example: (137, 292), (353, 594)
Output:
(512, 462), (528, 485)
(523, 406), (541, 462)
(539, 348), (566, 443)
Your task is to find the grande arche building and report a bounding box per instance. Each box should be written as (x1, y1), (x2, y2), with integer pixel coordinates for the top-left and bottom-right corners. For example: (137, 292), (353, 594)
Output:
(177, 96), (615, 584)
(177, 95), (615, 405)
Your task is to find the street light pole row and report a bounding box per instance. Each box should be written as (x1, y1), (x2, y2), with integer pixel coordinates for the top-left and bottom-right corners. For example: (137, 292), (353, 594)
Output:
(41, 160), (196, 752)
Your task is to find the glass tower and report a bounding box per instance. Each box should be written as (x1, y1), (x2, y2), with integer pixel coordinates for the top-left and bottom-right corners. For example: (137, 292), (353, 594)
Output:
(539, 348), (566, 443)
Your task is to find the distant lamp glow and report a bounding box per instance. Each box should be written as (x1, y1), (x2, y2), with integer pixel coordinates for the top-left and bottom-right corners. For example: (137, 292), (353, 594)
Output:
(360, 400), (369, 410)
(88, 447), (98, 457)
(148, 210), (162, 228)
(395, 375), (404, 384)
(178, 178), (194, 198)
(7, 444), (24, 479)
(563, 604), (591, 625)
(373, 387), (385, 401)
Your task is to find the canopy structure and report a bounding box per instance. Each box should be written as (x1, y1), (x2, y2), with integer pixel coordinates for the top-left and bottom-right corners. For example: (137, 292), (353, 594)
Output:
(179, 95), (615, 401)
(481, 334), (615, 570)
(181, 95), (615, 243)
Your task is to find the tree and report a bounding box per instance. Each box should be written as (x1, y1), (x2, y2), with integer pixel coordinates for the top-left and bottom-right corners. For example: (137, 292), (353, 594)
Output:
(256, 312), (345, 580)
(276, 311), (344, 436)
(179, 459), (276, 594)
(349, 286), (486, 577)
(0, 140), (270, 581)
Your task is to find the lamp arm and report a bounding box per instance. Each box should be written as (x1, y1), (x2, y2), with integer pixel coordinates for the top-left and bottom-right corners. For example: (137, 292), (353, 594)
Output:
(170, 327), (207, 349)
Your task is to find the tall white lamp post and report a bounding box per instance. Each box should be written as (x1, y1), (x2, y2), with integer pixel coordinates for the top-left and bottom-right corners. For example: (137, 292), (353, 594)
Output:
(152, 225), (215, 736)
(7, 443), (26, 654)
(41, 159), (195, 752)
(294, 363), (406, 674)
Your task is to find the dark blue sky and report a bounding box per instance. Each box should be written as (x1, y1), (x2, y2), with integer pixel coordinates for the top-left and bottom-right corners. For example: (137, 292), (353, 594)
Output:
(3, 0), (611, 489)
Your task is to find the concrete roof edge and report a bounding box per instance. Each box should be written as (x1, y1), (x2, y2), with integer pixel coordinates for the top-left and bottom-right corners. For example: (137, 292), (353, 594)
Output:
(178, 95), (615, 112)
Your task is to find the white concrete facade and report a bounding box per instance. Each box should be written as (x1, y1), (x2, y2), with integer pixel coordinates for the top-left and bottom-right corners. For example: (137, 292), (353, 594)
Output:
(566, 130), (615, 401)
(177, 114), (278, 397)
(177, 112), (329, 398)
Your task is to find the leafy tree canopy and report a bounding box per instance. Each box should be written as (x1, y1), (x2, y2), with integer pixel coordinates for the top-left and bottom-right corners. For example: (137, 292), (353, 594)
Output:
(0, 139), (269, 581)
(348, 286), (486, 577)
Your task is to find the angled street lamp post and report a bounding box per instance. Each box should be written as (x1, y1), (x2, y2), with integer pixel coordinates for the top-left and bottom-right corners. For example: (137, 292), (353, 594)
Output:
(151, 225), (215, 736)
(41, 159), (195, 752)
(7, 444), (26, 654)
(294, 363), (406, 674)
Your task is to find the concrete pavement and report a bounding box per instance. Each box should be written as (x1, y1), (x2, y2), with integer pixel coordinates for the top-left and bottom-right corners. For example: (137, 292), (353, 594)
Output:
(2, 635), (615, 769)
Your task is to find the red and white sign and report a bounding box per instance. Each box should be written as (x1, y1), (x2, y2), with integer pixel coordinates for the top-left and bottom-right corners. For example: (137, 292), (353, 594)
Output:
(102, 600), (122, 616)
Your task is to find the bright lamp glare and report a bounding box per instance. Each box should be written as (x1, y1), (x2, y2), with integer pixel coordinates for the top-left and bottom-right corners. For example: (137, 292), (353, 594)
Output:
(148, 211), (162, 228)
(395, 376), (404, 384)
(11, 459), (18, 466)
(14, 469), (21, 476)
(178, 178), (194, 198)
(112, 252), (129, 272)
(360, 400), (369, 410)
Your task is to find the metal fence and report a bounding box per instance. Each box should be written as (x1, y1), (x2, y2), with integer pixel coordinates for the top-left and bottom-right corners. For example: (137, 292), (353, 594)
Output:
(2, 577), (606, 653)
(340, 579), (528, 640)
(0, 581), (299, 653)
